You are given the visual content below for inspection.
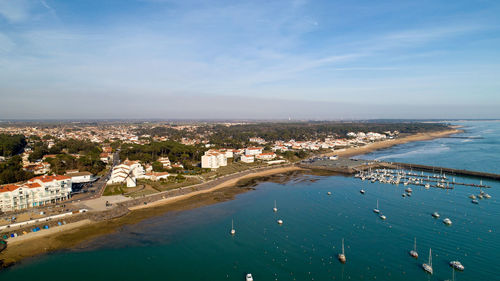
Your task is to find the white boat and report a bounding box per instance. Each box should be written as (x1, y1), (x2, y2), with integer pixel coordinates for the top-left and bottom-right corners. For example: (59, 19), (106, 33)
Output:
(432, 212), (440, 218)
(373, 200), (380, 213)
(360, 189), (365, 194)
(422, 248), (433, 274)
(484, 193), (491, 199)
(277, 219), (283, 225)
(405, 187), (413, 193)
(443, 218), (452, 225)
(338, 238), (346, 264)
(469, 194), (476, 199)
(379, 214), (386, 220)
(402, 193), (406, 197)
(246, 273), (253, 281)
(449, 260), (464, 271)
(230, 219), (236, 235)
(273, 200), (278, 212)
(471, 199), (479, 204)
(425, 183), (430, 189)
(409, 237), (418, 258)
(327, 192), (332, 195)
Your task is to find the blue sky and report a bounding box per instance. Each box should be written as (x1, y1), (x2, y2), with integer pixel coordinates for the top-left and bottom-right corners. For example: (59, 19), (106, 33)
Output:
(0, 0), (499, 119)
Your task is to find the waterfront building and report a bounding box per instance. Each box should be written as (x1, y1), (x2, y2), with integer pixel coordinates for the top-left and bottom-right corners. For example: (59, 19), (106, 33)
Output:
(240, 155), (255, 163)
(255, 152), (277, 161)
(0, 175), (72, 212)
(201, 150), (228, 169)
(245, 147), (263, 156)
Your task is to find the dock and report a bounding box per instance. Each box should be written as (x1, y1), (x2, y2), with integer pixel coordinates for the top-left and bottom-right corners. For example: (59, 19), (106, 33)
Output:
(299, 157), (500, 185)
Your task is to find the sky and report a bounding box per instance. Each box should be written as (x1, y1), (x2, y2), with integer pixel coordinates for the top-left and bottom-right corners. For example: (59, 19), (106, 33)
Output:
(0, 0), (499, 120)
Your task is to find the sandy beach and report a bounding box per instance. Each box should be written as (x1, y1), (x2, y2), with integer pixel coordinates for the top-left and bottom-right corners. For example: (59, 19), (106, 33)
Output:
(331, 129), (462, 158)
(0, 128), (460, 268)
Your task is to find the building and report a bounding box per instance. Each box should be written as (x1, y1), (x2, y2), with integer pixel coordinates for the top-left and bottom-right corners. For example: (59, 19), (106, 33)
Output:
(201, 150), (228, 169)
(65, 171), (94, 183)
(0, 175), (72, 212)
(107, 160), (145, 187)
(157, 157), (172, 169)
(240, 155), (255, 163)
(100, 152), (111, 164)
(245, 147), (263, 156)
(255, 152), (277, 161)
(249, 137), (266, 144)
(144, 172), (169, 181)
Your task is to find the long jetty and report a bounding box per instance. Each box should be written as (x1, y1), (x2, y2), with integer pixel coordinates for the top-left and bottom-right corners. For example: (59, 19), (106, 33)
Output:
(300, 157), (500, 182)
(384, 162), (500, 181)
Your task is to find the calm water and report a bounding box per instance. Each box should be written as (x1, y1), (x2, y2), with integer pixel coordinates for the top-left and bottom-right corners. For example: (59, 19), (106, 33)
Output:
(2, 121), (499, 281)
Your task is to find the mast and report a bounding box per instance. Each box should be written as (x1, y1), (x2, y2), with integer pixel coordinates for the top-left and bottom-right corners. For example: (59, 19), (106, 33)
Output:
(414, 237), (417, 252)
(274, 200), (276, 209)
(232, 219), (234, 230)
(377, 200), (379, 209)
(429, 248), (432, 267)
(342, 238), (345, 255)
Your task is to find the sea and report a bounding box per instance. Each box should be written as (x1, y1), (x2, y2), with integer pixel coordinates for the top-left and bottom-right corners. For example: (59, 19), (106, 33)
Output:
(2, 120), (499, 281)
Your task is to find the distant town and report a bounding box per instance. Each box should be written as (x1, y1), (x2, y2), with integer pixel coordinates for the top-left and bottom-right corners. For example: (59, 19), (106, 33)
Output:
(0, 121), (448, 213)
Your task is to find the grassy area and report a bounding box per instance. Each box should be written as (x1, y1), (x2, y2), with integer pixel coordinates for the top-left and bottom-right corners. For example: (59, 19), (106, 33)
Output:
(102, 183), (127, 196)
(201, 160), (265, 180)
(138, 177), (203, 192)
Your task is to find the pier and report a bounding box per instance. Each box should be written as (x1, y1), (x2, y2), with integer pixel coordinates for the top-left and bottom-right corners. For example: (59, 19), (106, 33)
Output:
(383, 162), (500, 181)
(300, 157), (500, 186)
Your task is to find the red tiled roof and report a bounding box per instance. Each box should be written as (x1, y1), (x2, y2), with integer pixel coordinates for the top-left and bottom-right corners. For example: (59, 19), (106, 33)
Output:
(0, 184), (19, 193)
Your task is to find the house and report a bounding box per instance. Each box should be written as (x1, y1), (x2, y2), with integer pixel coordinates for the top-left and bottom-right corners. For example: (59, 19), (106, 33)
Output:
(102, 146), (112, 153)
(107, 160), (145, 187)
(245, 147), (263, 156)
(157, 157), (172, 169)
(100, 152), (111, 164)
(255, 152), (277, 161)
(240, 155), (255, 163)
(0, 175), (72, 212)
(249, 137), (266, 144)
(144, 172), (169, 181)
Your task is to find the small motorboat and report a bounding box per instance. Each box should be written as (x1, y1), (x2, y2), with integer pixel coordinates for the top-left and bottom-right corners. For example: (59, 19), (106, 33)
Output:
(484, 193), (491, 199)
(360, 189), (365, 194)
(405, 187), (413, 193)
(277, 219), (283, 225)
(471, 199), (479, 204)
(379, 214), (387, 220)
(402, 193), (406, 197)
(449, 260), (464, 271)
(246, 273), (254, 281)
(469, 194), (476, 199)
(432, 212), (440, 218)
(425, 184), (430, 189)
(327, 192), (332, 195)
(443, 218), (452, 225)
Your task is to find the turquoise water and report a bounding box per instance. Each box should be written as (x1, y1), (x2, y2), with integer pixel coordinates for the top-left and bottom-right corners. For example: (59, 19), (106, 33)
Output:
(2, 121), (499, 281)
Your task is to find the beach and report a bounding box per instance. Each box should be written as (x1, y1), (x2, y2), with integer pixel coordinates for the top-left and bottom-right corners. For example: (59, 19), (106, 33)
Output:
(0, 128), (460, 268)
(332, 129), (462, 158)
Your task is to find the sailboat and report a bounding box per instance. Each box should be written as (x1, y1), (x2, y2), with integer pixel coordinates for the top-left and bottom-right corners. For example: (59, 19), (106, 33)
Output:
(338, 238), (346, 264)
(409, 237), (418, 258)
(273, 200), (278, 212)
(422, 248), (433, 274)
(230, 219), (236, 235)
(373, 200), (380, 213)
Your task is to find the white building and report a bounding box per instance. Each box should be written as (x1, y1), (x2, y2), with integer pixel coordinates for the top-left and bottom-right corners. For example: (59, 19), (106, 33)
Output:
(249, 137), (266, 144)
(201, 150), (228, 169)
(144, 172), (169, 181)
(255, 152), (277, 161)
(245, 147), (263, 156)
(65, 171), (94, 183)
(157, 157), (172, 169)
(0, 175), (72, 212)
(107, 160), (145, 187)
(240, 155), (255, 163)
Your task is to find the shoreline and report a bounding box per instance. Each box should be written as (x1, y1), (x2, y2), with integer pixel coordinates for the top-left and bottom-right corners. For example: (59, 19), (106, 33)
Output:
(331, 129), (462, 158)
(0, 128), (460, 268)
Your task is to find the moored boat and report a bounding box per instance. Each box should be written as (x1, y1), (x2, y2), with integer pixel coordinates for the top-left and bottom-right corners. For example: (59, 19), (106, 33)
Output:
(443, 218), (452, 225)
(449, 260), (464, 271)
(409, 237), (418, 258)
(422, 248), (433, 274)
(373, 200), (380, 213)
(246, 273), (254, 281)
(432, 212), (440, 218)
(338, 238), (346, 264)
